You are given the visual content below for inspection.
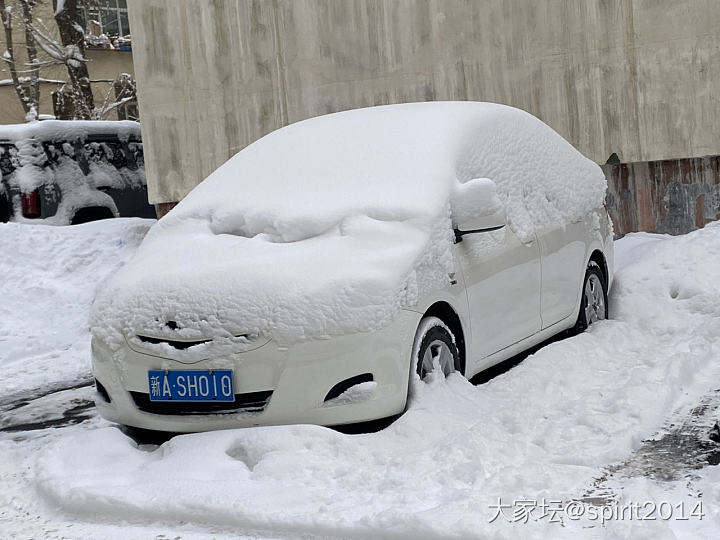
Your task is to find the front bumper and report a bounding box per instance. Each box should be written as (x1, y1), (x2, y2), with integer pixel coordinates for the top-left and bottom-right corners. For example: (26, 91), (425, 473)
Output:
(92, 310), (421, 432)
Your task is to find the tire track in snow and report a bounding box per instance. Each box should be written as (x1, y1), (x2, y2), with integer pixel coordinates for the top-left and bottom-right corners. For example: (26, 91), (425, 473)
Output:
(0, 379), (94, 433)
(584, 388), (720, 505)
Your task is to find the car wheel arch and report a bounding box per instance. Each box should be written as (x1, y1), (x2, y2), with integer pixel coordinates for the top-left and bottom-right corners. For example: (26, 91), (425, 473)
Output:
(70, 205), (115, 225)
(421, 301), (466, 376)
(588, 249), (609, 288)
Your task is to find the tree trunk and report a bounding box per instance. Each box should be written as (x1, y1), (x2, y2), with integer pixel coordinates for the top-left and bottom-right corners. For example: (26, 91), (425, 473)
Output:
(19, 0), (40, 117)
(53, 0), (94, 119)
(0, 0), (33, 116)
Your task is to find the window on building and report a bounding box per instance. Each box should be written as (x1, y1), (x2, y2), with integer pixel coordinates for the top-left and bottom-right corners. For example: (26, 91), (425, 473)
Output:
(83, 0), (130, 38)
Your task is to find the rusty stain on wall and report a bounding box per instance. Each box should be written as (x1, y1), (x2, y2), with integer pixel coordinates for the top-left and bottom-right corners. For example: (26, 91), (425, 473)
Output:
(603, 155), (720, 237)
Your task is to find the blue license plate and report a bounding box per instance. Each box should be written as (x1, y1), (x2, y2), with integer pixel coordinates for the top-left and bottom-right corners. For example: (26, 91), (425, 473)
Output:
(147, 370), (235, 402)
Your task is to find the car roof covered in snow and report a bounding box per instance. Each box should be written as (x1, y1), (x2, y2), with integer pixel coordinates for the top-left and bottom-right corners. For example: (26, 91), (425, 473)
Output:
(164, 101), (604, 244)
(0, 120), (141, 144)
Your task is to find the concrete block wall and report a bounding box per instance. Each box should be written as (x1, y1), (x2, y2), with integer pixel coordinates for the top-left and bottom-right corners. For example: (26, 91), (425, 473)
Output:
(127, 0), (720, 237)
(127, 0), (720, 209)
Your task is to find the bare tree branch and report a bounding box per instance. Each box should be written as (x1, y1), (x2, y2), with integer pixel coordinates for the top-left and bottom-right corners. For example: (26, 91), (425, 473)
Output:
(26, 17), (73, 62)
(2, 0), (132, 121)
(92, 73), (136, 120)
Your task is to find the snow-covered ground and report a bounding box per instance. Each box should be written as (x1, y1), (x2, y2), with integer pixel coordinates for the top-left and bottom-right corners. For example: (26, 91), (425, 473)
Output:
(0, 219), (152, 396)
(2, 219), (720, 539)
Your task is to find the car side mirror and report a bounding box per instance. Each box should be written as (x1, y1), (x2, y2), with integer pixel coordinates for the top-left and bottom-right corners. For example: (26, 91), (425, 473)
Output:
(451, 177), (506, 242)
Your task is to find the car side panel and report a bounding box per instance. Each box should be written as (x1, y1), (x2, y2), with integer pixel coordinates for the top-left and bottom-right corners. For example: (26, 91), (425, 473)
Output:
(403, 268), (474, 369)
(538, 207), (614, 329)
(537, 220), (589, 328)
(454, 226), (542, 372)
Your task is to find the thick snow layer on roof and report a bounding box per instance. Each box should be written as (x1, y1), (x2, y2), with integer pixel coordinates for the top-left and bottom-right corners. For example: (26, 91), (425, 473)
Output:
(91, 102), (606, 347)
(0, 120), (141, 142)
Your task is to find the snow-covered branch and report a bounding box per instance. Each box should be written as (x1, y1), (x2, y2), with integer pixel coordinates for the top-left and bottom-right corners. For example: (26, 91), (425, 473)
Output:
(91, 73), (137, 120)
(27, 18), (86, 68)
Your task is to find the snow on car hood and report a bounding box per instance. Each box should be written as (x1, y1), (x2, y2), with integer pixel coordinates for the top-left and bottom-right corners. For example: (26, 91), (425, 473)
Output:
(91, 102), (606, 349)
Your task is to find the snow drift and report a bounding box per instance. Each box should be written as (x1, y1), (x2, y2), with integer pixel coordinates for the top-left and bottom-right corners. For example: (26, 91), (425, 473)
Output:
(36, 222), (720, 539)
(0, 120), (141, 144)
(91, 102), (606, 348)
(0, 218), (153, 396)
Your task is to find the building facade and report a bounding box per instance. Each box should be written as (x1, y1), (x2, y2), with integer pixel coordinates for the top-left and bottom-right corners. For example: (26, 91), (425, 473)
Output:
(124, 1), (720, 232)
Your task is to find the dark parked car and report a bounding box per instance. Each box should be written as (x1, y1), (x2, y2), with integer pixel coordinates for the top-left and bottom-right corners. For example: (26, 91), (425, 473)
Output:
(0, 120), (155, 224)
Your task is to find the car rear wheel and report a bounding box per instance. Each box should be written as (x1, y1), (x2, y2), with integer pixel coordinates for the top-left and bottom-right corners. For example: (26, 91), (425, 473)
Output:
(71, 206), (114, 225)
(414, 317), (461, 380)
(0, 194), (9, 223)
(574, 264), (608, 333)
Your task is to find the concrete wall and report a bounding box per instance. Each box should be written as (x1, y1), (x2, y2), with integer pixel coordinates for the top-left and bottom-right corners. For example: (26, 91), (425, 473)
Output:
(128, 0), (720, 205)
(0, 1), (134, 123)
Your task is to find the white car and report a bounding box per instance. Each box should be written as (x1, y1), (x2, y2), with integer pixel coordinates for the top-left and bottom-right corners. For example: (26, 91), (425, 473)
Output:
(91, 102), (613, 433)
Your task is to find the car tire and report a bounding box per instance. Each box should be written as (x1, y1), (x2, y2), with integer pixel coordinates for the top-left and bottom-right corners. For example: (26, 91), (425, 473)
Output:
(71, 206), (115, 225)
(573, 263), (608, 333)
(414, 317), (461, 380)
(119, 425), (177, 445)
(0, 194), (9, 223)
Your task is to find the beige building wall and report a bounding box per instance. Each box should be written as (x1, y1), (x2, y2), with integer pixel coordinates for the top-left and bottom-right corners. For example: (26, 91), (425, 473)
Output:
(0, 1), (134, 123)
(101, 1), (720, 203)
(87, 48), (135, 108)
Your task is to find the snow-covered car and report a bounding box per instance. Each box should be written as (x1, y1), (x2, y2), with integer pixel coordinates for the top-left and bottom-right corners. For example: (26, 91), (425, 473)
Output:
(0, 121), (155, 225)
(90, 102), (613, 432)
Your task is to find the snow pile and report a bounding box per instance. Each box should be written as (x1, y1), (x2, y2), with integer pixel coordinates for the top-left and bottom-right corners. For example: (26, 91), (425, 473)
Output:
(0, 120), (141, 144)
(9, 139), (52, 194)
(39, 223), (720, 538)
(92, 102), (605, 349)
(450, 176), (505, 228)
(0, 219), (154, 396)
